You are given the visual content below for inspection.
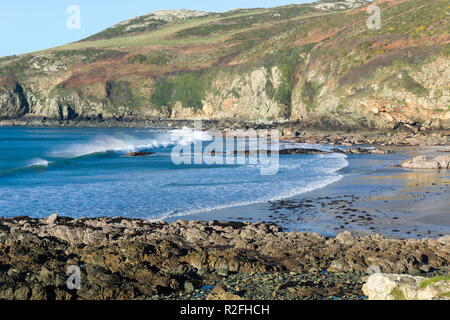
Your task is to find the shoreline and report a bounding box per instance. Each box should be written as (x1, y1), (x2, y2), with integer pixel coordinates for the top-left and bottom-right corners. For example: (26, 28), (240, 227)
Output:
(1, 118), (449, 147)
(170, 146), (450, 239)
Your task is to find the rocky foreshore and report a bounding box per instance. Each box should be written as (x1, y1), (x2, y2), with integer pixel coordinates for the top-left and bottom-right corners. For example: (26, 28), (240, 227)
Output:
(0, 216), (448, 300)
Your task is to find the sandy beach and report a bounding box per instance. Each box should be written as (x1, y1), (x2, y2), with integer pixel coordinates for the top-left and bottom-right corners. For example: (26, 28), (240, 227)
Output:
(178, 146), (450, 239)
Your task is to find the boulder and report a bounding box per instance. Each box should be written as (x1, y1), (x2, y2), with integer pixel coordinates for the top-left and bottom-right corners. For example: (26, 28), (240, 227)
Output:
(184, 281), (195, 293)
(362, 274), (450, 300)
(401, 155), (450, 169)
(45, 213), (58, 225)
(335, 231), (356, 246)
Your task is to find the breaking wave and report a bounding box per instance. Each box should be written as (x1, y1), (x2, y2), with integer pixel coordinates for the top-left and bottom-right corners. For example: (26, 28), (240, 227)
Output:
(151, 152), (349, 221)
(26, 158), (50, 168)
(49, 128), (213, 158)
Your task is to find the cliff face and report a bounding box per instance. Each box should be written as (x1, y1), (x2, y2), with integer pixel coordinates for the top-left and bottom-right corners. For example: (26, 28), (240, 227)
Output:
(0, 0), (449, 130)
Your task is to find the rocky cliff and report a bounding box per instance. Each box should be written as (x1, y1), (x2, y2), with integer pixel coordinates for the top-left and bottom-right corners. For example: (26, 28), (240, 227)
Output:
(0, 0), (449, 130)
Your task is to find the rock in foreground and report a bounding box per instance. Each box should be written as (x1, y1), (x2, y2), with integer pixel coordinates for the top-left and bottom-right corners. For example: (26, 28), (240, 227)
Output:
(363, 274), (450, 300)
(0, 217), (448, 300)
(401, 155), (450, 169)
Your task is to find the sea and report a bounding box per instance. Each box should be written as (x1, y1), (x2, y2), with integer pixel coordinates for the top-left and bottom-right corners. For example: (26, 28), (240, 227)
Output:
(0, 127), (348, 220)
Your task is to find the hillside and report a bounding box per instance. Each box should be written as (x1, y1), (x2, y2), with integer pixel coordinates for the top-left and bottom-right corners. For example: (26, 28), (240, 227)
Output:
(0, 0), (449, 130)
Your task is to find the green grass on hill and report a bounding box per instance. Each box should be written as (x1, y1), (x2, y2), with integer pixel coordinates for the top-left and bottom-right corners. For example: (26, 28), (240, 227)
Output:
(174, 5), (318, 38)
(41, 7), (332, 54)
(42, 15), (226, 52)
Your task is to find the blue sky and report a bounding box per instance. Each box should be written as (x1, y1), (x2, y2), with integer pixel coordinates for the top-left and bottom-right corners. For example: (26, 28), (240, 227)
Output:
(0, 0), (313, 57)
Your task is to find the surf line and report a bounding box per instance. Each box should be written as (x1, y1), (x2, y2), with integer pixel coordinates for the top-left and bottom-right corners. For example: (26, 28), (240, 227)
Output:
(171, 123), (280, 176)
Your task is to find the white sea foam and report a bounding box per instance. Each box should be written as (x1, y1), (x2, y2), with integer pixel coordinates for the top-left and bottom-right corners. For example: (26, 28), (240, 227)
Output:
(150, 175), (344, 222)
(169, 127), (213, 145)
(50, 128), (213, 158)
(27, 158), (50, 168)
(150, 153), (349, 221)
(280, 153), (349, 174)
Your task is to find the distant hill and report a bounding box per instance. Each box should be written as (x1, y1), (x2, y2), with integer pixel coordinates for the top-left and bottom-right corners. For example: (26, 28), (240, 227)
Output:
(0, 0), (449, 130)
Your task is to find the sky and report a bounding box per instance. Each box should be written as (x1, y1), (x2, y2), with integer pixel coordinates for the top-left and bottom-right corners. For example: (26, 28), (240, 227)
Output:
(0, 0), (314, 57)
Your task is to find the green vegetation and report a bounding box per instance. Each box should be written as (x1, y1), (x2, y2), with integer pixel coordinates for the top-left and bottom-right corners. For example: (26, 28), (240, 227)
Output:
(84, 16), (168, 41)
(0, 56), (36, 77)
(151, 78), (175, 110)
(273, 54), (297, 118)
(106, 81), (134, 106)
(0, 55), (17, 64)
(47, 15), (226, 52)
(127, 54), (151, 64)
(52, 48), (125, 63)
(151, 71), (212, 110)
(175, 5), (317, 38)
(419, 275), (450, 289)
(339, 44), (440, 86)
(334, 0), (447, 86)
(0, 49), (124, 78)
(48, 83), (106, 106)
(173, 72), (208, 109)
(261, 45), (315, 117)
(302, 80), (321, 112)
(399, 71), (428, 97)
(216, 8), (267, 18)
(127, 50), (176, 66)
(273, 51), (298, 106)
(390, 288), (406, 300)
(48, 84), (73, 99)
(336, 104), (345, 112)
(37, 3), (330, 53)
(442, 44), (450, 57)
(438, 292), (450, 298)
(363, 0), (448, 37)
(230, 20), (299, 45)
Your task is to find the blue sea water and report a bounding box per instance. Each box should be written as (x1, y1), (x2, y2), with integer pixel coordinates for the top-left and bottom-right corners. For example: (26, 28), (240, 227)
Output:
(0, 127), (348, 219)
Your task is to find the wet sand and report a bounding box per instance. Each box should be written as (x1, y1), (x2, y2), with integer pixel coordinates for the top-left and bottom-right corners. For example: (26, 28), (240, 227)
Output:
(172, 146), (450, 238)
